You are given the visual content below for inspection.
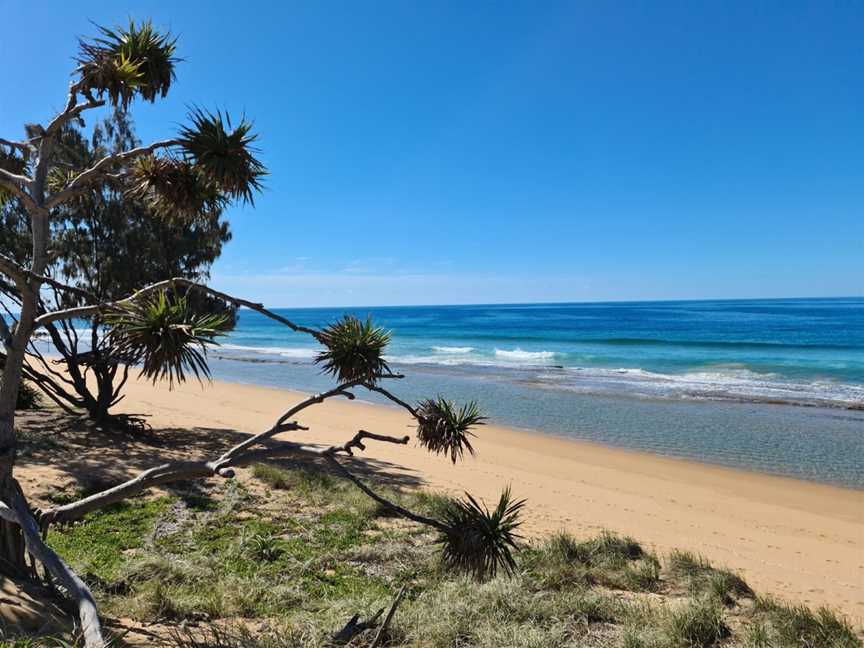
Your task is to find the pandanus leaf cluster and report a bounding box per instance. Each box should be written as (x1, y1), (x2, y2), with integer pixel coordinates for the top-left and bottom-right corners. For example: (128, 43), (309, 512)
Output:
(106, 291), (229, 386)
(76, 20), (178, 109)
(315, 316), (392, 384)
(127, 156), (226, 222)
(177, 109), (266, 204)
(436, 487), (525, 580)
(417, 398), (485, 463)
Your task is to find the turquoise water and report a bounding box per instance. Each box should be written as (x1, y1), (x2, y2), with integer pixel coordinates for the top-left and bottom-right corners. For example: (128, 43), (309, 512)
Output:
(206, 297), (864, 488)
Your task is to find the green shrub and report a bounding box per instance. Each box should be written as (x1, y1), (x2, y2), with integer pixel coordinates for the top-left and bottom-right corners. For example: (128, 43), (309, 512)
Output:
(753, 597), (860, 648)
(665, 598), (729, 647)
(668, 550), (752, 604)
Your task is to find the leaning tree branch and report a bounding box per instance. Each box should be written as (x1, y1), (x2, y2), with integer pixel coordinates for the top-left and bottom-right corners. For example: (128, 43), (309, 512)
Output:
(213, 384), (358, 466)
(0, 173), (36, 212)
(45, 139), (178, 209)
(364, 383), (421, 419)
(0, 494), (105, 648)
(40, 390), (432, 529)
(43, 81), (105, 138)
(0, 254), (98, 305)
(0, 138), (34, 154)
(324, 453), (447, 531)
(34, 278), (323, 338)
(39, 385), (357, 524)
(0, 166), (31, 189)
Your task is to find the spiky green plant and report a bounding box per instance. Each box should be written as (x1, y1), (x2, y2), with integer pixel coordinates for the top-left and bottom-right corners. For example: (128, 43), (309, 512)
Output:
(76, 20), (178, 109)
(177, 109), (266, 204)
(127, 156), (226, 221)
(314, 315), (391, 384)
(106, 291), (228, 386)
(416, 398), (485, 463)
(436, 487), (525, 580)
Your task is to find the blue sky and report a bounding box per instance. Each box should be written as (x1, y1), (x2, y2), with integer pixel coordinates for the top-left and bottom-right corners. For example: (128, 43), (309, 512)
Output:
(2, 1), (862, 306)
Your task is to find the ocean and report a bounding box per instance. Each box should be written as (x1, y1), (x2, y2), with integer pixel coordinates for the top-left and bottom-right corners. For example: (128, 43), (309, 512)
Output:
(206, 297), (864, 489)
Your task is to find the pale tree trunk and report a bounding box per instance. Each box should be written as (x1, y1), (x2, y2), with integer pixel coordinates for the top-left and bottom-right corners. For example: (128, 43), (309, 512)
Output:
(0, 196), (49, 572)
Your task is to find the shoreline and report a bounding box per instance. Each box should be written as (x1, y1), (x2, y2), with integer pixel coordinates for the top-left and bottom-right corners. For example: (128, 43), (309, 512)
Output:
(111, 375), (864, 623)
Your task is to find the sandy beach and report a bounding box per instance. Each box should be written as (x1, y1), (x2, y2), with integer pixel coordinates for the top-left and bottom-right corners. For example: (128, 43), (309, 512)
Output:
(100, 376), (864, 624)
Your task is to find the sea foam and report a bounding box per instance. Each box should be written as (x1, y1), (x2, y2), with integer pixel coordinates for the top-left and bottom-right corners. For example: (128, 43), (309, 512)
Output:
(494, 348), (557, 362)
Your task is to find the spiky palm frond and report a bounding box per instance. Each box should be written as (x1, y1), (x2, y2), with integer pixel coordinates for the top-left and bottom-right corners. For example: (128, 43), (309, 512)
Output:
(76, 20), (178, 109)
(127, 155), (227, 221)
(436, 487), (525, 580)
(314, 316), (391, 384)
(177, 109), (266, 204)
(416, 398), (485, 463)
(106, 291), (228, 387)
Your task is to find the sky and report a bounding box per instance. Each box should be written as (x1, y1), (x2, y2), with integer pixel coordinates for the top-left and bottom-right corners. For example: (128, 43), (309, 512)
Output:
(1, 1), (862, 307)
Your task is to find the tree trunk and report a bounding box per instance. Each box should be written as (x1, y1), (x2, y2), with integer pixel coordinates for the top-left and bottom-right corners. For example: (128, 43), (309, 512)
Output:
(0, 289), (39, 574)
(0, 205), (50, 575)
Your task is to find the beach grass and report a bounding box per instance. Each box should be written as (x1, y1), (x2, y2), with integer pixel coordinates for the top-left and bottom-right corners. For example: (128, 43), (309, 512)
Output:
(30, 461), (861, 647)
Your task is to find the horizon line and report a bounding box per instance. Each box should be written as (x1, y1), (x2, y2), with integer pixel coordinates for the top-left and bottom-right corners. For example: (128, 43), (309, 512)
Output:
(240, 294), (862, 311)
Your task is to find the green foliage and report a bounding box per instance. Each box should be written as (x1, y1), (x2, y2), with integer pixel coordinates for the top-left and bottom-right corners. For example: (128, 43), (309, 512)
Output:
(2, 110), (236, 422)
(106, 291), (228, 386)
(76, 20), (178, 109)
(668, 550), (753, 604)
(529, 530), (661, 592)
(436, 487), (525, 580)
(315, 315), (391, 384)
(665, 598), (729, 648)
(127, 155), (226, 222)
(178, 108), (266, 204)
(47, 497), (170, 581)
(752, 597), (860, 648)
(43, 464), (862, 648)
(250, 462), (341, 496)
(416, 397), (485, 463)
(244, 531), (284, 562)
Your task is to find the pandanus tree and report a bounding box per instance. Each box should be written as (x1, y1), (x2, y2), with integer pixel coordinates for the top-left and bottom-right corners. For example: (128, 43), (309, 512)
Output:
(0, 109), (234, 424)
(0, 21), (523, 647)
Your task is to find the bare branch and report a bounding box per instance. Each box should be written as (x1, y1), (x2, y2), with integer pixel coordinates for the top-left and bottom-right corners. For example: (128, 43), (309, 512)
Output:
(0, 254), (28, 292)
(1, 494), (105, 648)
(41, 461), (216, 524)
(364, 383), (420, 419)
(46, 139), (178, 209)
(42, 400), (414, 526)
(326, 429), (411, 457)
(333, 608), (385, 645)
(371, 585), (408, 648)
(0, 254), (97, 304)
(212, 384), (358, 466)
(324, 454), (447, 531)
(43, 81), (105, 137)
(0, 170), (35, 211)
(0, 138), (34, 154)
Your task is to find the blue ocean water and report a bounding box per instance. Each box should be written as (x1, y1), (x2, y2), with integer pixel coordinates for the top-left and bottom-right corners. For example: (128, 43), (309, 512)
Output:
(206, 297), (864, 488)
(25, 298), (861, 486)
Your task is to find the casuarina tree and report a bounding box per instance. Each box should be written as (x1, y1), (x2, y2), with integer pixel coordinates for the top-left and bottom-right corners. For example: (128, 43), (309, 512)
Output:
(0, 20), (523, 647)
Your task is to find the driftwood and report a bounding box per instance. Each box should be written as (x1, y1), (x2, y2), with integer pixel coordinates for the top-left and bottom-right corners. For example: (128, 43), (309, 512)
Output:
(332, 608), (385, 645)
(332, 584), (408, 646)
(370, 585), (408, 648)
